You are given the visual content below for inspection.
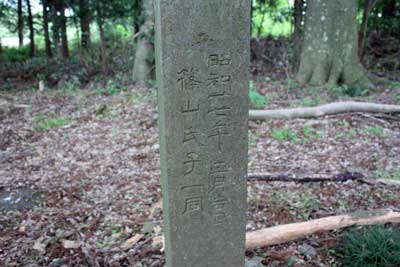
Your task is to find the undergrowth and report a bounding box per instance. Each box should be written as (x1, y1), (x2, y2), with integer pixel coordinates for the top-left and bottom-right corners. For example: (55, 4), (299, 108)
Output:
(335, 226), (400, 267)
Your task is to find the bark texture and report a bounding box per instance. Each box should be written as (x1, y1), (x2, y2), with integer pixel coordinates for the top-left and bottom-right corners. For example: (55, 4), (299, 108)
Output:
(42, 0), (53, 58)
(18, 0), (24, 48)
(359, 0), (377, 59)
(59, 1), (69, 59)
(133, 0), (155, 88)
(79, 0), (91, 49)
(26, 0), (35, 57)
(293, 0), (304, 69)
(95, 2), (107, 74)
(296, 0), (373, 88)
(50, 0), (61, 56)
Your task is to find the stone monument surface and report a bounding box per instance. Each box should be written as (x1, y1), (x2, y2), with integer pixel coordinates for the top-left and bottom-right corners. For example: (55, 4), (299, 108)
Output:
(155, 1), (250, 266)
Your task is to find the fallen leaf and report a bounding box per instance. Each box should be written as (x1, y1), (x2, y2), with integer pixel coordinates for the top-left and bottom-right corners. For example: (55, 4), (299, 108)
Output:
(121, 234), (144, 250)
(62, 239), (80, 249)
(152, 236), (165, 252)
(33, 238), (47, 254)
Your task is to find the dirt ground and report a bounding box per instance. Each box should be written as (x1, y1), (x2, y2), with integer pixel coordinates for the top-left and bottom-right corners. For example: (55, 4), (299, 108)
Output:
(0, 81), (399, 266)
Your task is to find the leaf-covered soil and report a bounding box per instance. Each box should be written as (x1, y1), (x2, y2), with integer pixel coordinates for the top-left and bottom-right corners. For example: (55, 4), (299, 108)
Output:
(0, 82), (399, 267)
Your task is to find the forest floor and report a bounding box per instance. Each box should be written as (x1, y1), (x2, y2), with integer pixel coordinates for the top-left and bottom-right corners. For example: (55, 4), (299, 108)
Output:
(0, 79), (399, 267)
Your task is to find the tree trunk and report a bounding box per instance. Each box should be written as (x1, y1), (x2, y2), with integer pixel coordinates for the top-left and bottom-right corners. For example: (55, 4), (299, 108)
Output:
(17, 0), (24, 48)
(359, 0), (377, 60)
(50, 0), (61, 56)
(42, 0), (53, 58)
(0, 40), (3, 63)
(95, 3), (107, 74)
(293, 0), (304, 70)
(79, 0), (91, 49)
(296, 0), (373, 89)
(26, 0), (35, 57)
(133, 0), (155, 88)
(59, 1), (69, 59)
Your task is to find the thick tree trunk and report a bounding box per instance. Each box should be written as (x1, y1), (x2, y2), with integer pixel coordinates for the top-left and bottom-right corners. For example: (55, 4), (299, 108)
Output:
(79, 0), (91, 49)
(133, 0), (155, 88)
(17, 0), (24, 48)
(296, 0), (373, 89)
(26, 0), (35, 57)
(59, 1), (69, 59)
(42, 0), (53, 58)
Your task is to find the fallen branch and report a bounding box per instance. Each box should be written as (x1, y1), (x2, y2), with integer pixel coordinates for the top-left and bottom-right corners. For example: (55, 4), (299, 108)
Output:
(249, 101), (400, 120)
(151, 209), (400, 250)
(246, 209), (400, 249)
(248, 172), (400, 186)
(248, 171), (364, 183)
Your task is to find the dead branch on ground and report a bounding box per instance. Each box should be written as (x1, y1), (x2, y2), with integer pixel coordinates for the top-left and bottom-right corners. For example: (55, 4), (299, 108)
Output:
(250, 101), (400, 120)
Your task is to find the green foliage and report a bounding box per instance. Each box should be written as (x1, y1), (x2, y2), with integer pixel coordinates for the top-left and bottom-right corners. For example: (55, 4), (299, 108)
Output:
(252, 0), (293, 37)
(301, 125), (322, 141)
(271, 126), (297, 142)
(33, 113), (72, 131)
(364, 126), (388, 139)
(335, 226), (400, 267)
(330, 84), (370, 97)
(249, 81), (268, 108)
(2, 46), (31, 62)
(295, 193), (320, 220)
(375, 167), (400, 180)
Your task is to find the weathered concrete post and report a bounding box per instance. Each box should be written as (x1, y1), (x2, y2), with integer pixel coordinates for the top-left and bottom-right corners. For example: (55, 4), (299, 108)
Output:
(155, 1), (250, 266)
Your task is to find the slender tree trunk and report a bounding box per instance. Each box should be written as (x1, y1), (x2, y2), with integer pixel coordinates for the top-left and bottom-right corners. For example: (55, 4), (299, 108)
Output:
(250, 0), (253, 36)
(96, 5), (107, 74)
(59, 1), (69, 59)
(43, 0), (53, 58)
(257, 6), (266, 37)
(133, 0), (155, 88)
(0, 39), (3, 63)
(17, 0), (24, 48)
(296, 0), (373, 88)
(359, 0), (377, 60)
(293, 0), (304, 70)
(79, 0), (91, 49)
(26, 0), (35, 57)
(51, 0), (61, 57)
